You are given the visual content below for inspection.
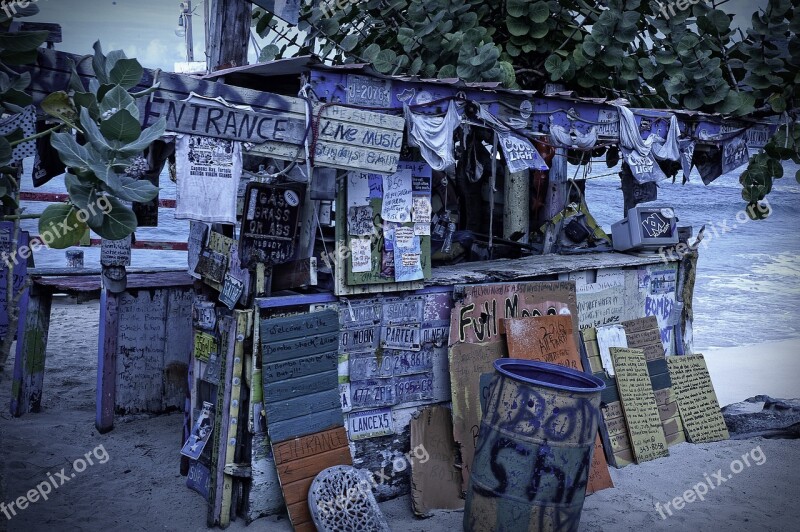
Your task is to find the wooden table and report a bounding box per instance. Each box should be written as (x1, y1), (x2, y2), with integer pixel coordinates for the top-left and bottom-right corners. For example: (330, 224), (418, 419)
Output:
(10, 268), (195, 434)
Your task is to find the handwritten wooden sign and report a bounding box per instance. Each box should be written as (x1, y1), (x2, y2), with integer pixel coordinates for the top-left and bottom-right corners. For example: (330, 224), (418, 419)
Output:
(261, 310), (343, 444)
(611, 348), (669, 463)
(272, 426), (352, 531)
(667, 355), (729, 443)
(239, 182), (304, 268)
(622, 316), (664, 362)
(504, 315), (580, 371)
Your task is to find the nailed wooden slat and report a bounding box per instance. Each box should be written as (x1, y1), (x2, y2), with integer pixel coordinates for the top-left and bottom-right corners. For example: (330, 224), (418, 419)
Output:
(260, 311), (339, 343)
(268, 409), (347, 451)
(264, 389), (341, 423)
(264, 370), (339, 402)
(262, 331), (339, 363)
(264, 350), (339, 381)
(276, 446), (353, 485)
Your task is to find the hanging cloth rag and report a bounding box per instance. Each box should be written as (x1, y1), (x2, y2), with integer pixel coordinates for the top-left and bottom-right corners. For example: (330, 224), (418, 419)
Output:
(477, 104), (549, 172)
(0, 104), (36, 163)
(614, 104), (657, 157)
(405, 100), (461, 171)
(549, 122), (598, 150)
(651, 114), (681, 162)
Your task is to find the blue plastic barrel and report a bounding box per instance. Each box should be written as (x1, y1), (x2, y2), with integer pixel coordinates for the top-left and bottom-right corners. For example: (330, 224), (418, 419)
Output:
(464, 359), (606, 532)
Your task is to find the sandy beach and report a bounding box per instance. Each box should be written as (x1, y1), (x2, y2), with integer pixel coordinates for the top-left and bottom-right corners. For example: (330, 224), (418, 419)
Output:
(1, 299), (798, 532)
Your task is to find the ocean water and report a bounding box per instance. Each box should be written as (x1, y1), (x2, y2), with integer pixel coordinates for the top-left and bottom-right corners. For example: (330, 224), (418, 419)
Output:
(584, 160), (800, 349)
(17, 158), (800, 350)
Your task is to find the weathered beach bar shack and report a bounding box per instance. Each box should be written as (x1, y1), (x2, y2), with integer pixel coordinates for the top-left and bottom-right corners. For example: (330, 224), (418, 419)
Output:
(9, 46), (769, 529)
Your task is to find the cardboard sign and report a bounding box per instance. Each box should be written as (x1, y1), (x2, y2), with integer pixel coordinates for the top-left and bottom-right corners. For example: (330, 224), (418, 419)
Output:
(667, 355), (729, 443)
(239, 181), (304, 268)
(410, 406), (464, 516)
(622, 316), (664, 362)
(347, 407), (394, 440)
(611, 348), (669, 463)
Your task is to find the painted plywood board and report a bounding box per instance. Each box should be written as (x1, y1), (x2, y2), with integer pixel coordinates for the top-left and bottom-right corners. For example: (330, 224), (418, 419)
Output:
(505, 315), (581, 370)
(272, 427), (352, 531)
(611, 348), (669, 463)
(115, 289), (168, 413)
(667, 354), (729, 443)
(410, 406), (464, 516)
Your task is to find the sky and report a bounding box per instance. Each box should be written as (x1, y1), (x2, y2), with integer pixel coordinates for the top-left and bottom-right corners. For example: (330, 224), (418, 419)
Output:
(27, 0), (768, 72)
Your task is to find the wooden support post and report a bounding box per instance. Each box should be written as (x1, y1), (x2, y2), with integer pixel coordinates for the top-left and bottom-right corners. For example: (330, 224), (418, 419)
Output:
(10, 286), (52, 416)
(95, 289), (120, 433)
(219, 310), (248, 527)
(206, 0), (250, 71)
(503, 168), (530, 243)
(542, 147), (568, 254)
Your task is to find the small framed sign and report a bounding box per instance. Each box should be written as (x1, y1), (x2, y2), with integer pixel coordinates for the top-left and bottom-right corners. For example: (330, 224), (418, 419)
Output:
(239, 182), (304, 268)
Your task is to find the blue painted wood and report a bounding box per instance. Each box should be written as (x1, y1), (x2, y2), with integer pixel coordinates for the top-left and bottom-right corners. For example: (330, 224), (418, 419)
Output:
(260, 310), (338, 343)
(257, 292), (338, 309)
(264, 388), (341, 423)
(268, 409), (345, 444)
(264, 369), (339, 402)
(264, 350), (339, 381)
(262, 331), (339, 362)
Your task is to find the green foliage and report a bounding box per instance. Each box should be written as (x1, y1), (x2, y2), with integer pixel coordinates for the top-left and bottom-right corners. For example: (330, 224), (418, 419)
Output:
(41, 43), (166, 241)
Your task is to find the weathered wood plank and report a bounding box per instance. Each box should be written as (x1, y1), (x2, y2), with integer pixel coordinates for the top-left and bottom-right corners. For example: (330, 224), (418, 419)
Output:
(115, 290), (168, 414)
(246, 432), (285, 522)
(264, 388), (340, 423)
(271, 427), (352, 530)
(10, 290), (51, 416)
(163, 289), (194, 411)
(268, 409), (345, 444)
(264, 370), (338, 402)
(262, 331), (339, 362)
(220, 310), (249, 527)
(260, 311), (339, 343)
(95, 290), (117, 432)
